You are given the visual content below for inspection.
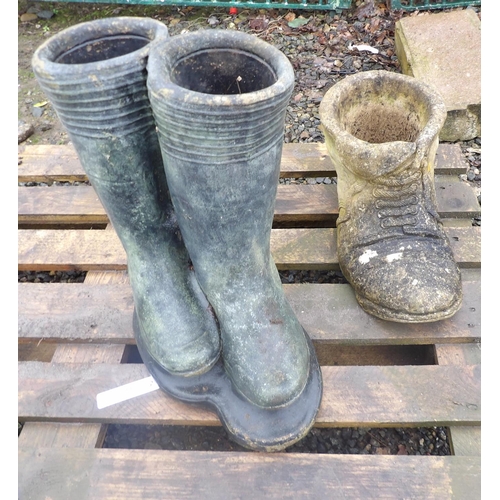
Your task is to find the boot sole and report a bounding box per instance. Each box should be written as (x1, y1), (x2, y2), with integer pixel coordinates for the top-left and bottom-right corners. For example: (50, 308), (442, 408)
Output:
(134, 310), (323, 452)
(355, 292), (463, 323)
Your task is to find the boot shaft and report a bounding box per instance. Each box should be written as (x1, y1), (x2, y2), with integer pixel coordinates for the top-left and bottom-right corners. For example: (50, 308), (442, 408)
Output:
(147, 31), (321, 421)
(147, 30), (294, 274)
(147, 30), (293, 164)
(33, 18), (224, 379)
(32, 17), (168, 139)
(72, 131), (176, 242)
(32, 17), (172, 240)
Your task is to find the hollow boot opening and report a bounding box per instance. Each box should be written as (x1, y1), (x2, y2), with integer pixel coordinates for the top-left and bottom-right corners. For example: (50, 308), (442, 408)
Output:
(345, 102), (422, 144)
(54, 35), (149, 64)
(334, 77), (431, 144)
(319, 71), (440, 182)
(170, 49), (277, 95)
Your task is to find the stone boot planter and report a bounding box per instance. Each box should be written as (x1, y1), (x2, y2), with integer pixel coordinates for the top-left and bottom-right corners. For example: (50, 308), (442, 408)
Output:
(32, 18), (221, 377)
(319, 70), (462, 323)
(147, 30), (322, 452)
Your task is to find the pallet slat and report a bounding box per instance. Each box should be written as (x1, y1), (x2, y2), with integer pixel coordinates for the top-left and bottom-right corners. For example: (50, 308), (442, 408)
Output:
(18, 178), (481, 227)
(17, 226), (481, 271)
(18, 341), (125, 449)
(18, 361), (480, 427)
(435, 343), (481, 457)
(18, 447), (480, 500)
(18, 281), (481, 345)
(18, 142), (469, 182)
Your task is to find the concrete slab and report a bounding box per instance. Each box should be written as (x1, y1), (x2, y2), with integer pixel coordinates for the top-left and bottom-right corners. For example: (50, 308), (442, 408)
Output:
(395, 9), (481, 141)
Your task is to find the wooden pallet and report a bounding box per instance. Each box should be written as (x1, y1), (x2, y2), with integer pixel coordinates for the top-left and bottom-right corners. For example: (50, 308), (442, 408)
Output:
(18, 142), (481, 499)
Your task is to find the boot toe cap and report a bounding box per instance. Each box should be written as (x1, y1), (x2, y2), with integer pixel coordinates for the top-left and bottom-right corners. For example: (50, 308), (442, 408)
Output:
(137, 314), (221, 377)
(228, 361), (309, 409)
(347, 245), (463, 322)
(162, 332), (221, 376)
(224, 327), (311, 409)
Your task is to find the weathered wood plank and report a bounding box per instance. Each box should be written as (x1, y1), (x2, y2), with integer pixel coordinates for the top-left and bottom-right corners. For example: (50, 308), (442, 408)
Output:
(18, 362), (480, 427)
(435, 343), (481, 457)
(448, 425), (481, 458)
(447, 426), (481, 457)
(286, 281), (480, 345)
(18, 186), (107, 226)
(17, 343), (124, 449)
(18, 342), (125, 449)
(50, 344), (125, 364)
(18, 228), (126, 271)
(18, 142), (468, 182)
(17, 184), (342, 227)
(459, 269), (480, 282)
(19, 342), (57, 362)
(18, 422), (108, 449)
(18, 223), (130, 450)
(17, 226), (481, 271)
(433, 176), (481, 219)
(18, 144), (85, 183)
(18, 281), (481, 345)
(18, 178), (480, 228)
(434, 143), (470, 175)
(435, 343), (481, 366)
(18, 447), (480, 500)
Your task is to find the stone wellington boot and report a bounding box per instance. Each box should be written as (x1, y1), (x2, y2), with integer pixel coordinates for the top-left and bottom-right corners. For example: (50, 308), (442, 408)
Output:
(32, 18), (221, 378)
(147, 30), (322, 451)
(319, 70), (462, 323)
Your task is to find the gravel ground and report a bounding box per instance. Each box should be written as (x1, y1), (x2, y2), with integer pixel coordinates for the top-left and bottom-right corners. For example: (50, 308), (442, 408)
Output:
(103, 423), (451, 456)
(19, 1), (481, 455)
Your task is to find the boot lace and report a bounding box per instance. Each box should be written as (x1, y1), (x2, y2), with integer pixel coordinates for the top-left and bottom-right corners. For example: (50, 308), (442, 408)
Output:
(372, 168), (443, 240)
(373, 170), (421, 229)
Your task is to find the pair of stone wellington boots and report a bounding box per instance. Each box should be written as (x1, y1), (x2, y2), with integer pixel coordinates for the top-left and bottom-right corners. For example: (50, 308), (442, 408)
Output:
(32, 17), (322, 451)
